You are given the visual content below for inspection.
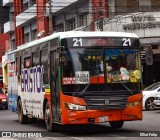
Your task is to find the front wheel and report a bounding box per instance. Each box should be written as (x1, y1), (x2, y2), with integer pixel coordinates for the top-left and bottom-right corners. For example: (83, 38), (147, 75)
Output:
(145, 98), (155, 110)
(17, 99), (28, 124)
(109, 121), (124, 129)
(44, 101), (58, 132)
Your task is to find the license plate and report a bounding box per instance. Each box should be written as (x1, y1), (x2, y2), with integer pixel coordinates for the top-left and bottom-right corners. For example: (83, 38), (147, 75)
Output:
(98, 116), (108, 122)
(156, 102), (160, 105)
(154, 100), (160, 105)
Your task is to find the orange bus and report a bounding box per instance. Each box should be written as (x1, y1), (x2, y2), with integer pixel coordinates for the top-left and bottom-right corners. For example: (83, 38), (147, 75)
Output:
(6, 31), (142, 131)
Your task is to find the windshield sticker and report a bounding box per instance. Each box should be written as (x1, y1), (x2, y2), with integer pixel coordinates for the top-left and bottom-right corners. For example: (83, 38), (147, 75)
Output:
(62, 71), (90, 85)
(75, 71), (90, 84)
(63, 77), (76, 84)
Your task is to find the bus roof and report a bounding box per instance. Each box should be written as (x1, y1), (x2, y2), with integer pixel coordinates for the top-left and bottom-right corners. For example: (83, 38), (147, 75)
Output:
(8, 31), (139, 54)
(58, 31), (139, 39)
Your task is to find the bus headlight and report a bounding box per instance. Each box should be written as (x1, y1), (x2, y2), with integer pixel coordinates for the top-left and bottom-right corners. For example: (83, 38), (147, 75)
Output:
(64, 102), (86, 111)
(126, 101), (141, 107)
(2, 99), (7, 102)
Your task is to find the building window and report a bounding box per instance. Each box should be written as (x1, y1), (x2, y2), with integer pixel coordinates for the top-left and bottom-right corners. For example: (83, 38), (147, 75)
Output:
(55, 23), (64, 32)
(66, 18), (76, 31)
(32, 51), (40, 66)
(9, 12), (14, 21)
(127, 0), (139, 13)
(79, 13), (88, 27)
(23, 2), (28, 11)
(151, 0), (160, 11)
(30, 0), (36, 7)
(115, 0), (138, 15)
(24, 33), (29, 43)
(31, 29), (37, 41)
(139, 0), (151, 12)
(11, 39), (15, 50)
(0, 21), (4, 33)
(115, 0), (127, 15)
(40, 49), (49, 84)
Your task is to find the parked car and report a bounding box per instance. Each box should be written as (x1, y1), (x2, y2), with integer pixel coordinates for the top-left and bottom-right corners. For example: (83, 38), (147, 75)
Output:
(0, 89), (8, 109)
(142, 82), (160, 110)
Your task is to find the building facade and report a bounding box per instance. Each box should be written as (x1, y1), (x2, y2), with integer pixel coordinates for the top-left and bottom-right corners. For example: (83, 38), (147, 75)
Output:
(3, 0), (160, 86)
(0, 0), (9, 33)
(98, 0), (160, 87)
(3, 0), (107, 50)
(0, 1), (9, 79)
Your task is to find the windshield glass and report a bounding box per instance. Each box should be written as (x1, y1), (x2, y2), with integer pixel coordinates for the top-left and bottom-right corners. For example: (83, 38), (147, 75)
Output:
(144, 82), (160, 91)
(62, 48), (141, 93)
(105, 49), (140, 82)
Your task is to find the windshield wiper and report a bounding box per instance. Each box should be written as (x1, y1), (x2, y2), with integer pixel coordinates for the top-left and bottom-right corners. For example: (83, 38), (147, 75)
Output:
(79, 84), (90, 97)
(120, 81), (133, 95)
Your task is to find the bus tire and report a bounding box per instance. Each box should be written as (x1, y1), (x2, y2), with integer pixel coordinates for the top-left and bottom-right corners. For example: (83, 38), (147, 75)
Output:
(109, 121), (124, 129)
(45, 101), (57, 132)
(18, 99), (28, 124)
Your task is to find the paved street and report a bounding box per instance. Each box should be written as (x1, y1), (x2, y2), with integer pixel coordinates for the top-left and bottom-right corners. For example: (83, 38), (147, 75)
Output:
(0, 109), (160, 139)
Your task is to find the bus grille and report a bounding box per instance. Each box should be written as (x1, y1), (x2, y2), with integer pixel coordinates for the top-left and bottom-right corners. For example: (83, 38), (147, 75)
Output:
(84, 93), (128, 110)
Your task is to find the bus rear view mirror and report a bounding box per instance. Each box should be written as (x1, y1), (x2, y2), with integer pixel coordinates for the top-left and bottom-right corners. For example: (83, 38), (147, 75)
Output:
(57, 46), (64, 52)
(145, 48), (153, 65)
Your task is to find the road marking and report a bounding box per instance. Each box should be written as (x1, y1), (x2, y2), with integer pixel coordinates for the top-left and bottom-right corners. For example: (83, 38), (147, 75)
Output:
(0, 137), (17, 140)
(84, 138), (98, 140)
(33, 137), (63, 140)
(69, 137), (87, 140)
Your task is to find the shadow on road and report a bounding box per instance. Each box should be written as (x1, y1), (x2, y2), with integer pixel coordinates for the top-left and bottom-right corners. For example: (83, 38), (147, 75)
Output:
(18, 119), (139, 137)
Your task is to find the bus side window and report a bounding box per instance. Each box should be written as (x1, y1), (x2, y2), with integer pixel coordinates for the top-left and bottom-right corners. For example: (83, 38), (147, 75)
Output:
(32, 51), (40, 67)
(16, 57), (20, 83)
(16, 57), (18, 75)
(21, 56), (24, 72)
(40, 42), (48, 49)
(21, 57), (31, 84)
(24, 57), (31, 68)
(40, 49), (49, 84)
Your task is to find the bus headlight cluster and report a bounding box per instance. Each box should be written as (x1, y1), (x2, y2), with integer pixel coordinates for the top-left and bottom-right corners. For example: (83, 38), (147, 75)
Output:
(64, 102), (86, 111)
(126, 101), (141, 107)
(2, 99), (7, 102)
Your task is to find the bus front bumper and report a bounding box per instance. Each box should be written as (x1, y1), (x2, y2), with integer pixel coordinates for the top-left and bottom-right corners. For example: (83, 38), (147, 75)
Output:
(61, 105), (142, 125)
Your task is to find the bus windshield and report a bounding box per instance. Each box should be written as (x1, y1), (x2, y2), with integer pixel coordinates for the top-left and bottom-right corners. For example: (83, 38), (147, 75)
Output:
(62, 48), (141, 94)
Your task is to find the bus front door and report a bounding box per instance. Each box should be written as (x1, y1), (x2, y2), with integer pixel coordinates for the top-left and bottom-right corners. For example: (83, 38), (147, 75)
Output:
(50, 51), (60, 123)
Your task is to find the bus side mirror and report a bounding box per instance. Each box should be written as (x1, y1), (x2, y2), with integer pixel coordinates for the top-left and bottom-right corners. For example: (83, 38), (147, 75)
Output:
(57, 46), (64, 52)
(145, 49), (153, 65)
(59, 52), (67, 66)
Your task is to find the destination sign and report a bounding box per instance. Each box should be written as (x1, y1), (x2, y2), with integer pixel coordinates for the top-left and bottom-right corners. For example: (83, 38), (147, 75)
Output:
(62, 37), (140, 48)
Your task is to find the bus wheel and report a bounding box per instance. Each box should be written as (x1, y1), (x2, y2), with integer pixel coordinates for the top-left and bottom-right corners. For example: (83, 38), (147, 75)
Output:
(109, 121), (124, 129)
(18, 99), (28, 124)
(45, 101), (57, 132)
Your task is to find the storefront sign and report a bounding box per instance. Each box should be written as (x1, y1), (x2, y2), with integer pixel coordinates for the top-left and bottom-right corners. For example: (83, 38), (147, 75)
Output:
(123, 15), (160, 30)
(99, 12), (160, 38)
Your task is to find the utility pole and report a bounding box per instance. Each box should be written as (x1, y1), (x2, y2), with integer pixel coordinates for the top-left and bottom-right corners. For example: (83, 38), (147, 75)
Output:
(48, 0), (53, 35)
(98, 0), (103, 31)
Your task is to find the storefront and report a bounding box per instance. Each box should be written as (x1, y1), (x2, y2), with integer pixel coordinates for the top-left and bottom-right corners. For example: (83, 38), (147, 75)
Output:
(95, 12), (160, 87)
